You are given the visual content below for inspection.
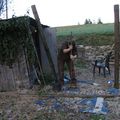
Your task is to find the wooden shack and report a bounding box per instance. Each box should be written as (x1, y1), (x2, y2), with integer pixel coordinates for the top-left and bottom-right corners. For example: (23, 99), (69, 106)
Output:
(0, 16), (58, 91)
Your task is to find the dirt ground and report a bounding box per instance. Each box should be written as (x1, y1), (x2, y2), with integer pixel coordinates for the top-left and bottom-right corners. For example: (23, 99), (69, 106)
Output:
(0, 63), (120, 120)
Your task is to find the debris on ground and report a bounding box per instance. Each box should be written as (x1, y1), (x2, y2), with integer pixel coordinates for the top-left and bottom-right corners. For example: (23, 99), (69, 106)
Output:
(0, 64), (120, 120)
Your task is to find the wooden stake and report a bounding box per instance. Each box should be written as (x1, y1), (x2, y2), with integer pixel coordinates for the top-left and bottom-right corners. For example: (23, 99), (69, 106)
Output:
(31, 5), (58, 82)
(114, 5), (119, 89)
(26, 22), (45, 85)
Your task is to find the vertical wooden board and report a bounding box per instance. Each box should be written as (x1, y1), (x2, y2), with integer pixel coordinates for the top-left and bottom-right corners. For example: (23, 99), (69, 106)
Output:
(2, 66), (8, 91)
(5, 66), (15, 91)
(0, 65), (15, 91)
(0, 65), (4, 91)
(31, 5), (58, 81)
(0, 65), (8, 91)
(12, 62), (20, 89)
(0, 65), (1, 91)
(5, 66), (11, 91)
(0, 53), (30, 91)
(114, 4), (119, 89)
(18, 53), (30, 89)
(40, 27), (58, 75)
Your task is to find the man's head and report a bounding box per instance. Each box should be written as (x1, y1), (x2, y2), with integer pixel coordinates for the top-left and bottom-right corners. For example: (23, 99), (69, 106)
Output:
(68, 40), (76, 48)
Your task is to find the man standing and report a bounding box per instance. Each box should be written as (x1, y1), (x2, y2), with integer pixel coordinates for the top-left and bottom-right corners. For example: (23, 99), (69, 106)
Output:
(58, 39), (78, 86)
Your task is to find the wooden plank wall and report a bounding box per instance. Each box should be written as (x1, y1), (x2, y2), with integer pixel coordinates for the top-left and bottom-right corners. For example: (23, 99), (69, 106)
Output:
(0, 52), (30, 91)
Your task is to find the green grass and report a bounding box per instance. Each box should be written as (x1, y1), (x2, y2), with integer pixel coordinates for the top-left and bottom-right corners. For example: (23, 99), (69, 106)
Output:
(55, 23), (114, 46)
(55, 23), (114, 37)
(76, 34), (114, 46)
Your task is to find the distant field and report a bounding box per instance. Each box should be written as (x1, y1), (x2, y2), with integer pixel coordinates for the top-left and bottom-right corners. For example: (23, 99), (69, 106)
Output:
(55, 23), (114, 46)
(55, 23), (114, 37)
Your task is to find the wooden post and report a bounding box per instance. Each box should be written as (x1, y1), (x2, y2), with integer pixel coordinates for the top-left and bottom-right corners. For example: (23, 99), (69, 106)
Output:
(114, 5), (119, 89)
(6, 0), (8, 19)
(26, 21), (45, 85)
(31, 5), (58, 82)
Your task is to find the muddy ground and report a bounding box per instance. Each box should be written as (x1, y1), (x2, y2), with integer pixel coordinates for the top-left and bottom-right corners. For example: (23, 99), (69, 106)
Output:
(0, 62), (120, 120)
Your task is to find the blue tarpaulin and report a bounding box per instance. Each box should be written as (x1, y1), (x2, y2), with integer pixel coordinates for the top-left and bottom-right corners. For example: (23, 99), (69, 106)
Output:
(79, 97), (108, 115)
(77, 80), (94, 85)
(35, 97), (108, 115)
(64, 75), (95, 85)
(64, 75), (70, 84)
(62, 86), (80, 94)
(107, 87), (120, 95)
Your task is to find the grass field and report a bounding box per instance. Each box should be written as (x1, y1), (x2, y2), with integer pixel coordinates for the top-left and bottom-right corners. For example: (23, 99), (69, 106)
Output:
(55, 23), (114, 46)
(55, 23), (114, 36)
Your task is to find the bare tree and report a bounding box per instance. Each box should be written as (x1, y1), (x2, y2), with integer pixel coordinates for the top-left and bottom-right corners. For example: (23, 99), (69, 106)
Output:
(0, 0), (12, 19)
(0, 0), (4, 15)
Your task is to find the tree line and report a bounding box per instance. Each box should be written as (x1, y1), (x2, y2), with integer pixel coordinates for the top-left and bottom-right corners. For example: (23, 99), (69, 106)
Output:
(84, 18), (103, 25)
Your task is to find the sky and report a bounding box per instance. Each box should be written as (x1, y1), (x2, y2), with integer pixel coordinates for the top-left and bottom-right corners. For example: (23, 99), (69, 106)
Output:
(4, 0), (120, 27)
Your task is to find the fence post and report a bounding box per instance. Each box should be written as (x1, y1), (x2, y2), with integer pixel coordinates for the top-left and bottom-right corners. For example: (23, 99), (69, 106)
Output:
(114, 4), (119, 89)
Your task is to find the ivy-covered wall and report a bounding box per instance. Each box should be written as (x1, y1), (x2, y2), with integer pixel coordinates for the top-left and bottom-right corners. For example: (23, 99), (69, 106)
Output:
(0, 16), (35, 67)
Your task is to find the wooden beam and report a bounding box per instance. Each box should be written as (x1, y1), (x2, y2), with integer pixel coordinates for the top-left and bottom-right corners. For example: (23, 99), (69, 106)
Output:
(0, 92), (120, 98)
(114, 5), (120, 89)
(39, 94), (120, 98)
(27, 21), (46, 85)
(31, 5), (58, 82)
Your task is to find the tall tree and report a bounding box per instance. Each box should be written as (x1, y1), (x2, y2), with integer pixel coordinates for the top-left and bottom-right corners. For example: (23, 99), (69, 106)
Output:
(97, 18), (103, 24)
(0, 0), (4, 15)
(88, 19), (92, 24)
(84, 19), (89, 24)
(84, 18), (92, 25)
(0, 0), (12, 19)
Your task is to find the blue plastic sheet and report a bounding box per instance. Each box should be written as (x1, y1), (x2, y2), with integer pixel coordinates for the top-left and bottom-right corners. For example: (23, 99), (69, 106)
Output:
(35, 98), (62, 111)
(107, 87), (120, 95)
(64, 75), (70, 84)
(64, 75), (94, 85)
(35, 97), (108, 114)
(77, 80), (94, 85)
(35, 100), (45, 105)
(79, 97), (108, 115)
(51, 101), (62, 110)
(62, 86), (80, 94)
(35, 96), (55, 105)
(107, 80), (114, 84)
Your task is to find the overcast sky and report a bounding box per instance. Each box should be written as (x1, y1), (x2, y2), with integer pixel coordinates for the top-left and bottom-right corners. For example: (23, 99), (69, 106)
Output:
(6, 0), (120, 27)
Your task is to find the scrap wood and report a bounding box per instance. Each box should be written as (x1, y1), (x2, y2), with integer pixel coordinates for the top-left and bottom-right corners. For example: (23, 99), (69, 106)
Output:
(39, 94), (120, 98)
(1, 93), (118, 98)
